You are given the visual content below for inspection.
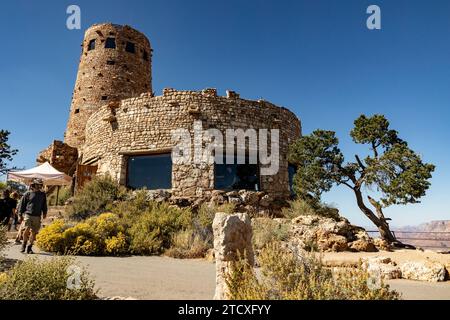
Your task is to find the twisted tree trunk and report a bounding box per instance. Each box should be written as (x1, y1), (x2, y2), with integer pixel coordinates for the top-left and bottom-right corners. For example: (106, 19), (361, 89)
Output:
(352, 187), (414, 248)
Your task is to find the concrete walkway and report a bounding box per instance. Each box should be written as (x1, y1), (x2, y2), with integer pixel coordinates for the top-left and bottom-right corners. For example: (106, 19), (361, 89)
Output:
(3, 242), (450, 300)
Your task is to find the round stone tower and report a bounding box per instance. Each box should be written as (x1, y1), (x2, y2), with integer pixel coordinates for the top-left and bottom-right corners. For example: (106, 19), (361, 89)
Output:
(64, 23), (152, 148)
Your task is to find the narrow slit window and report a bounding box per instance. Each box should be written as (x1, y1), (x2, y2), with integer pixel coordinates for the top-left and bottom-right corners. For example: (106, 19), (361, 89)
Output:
(143, 50), (149, 61)
(105, 37), (116, 49)
(101, 96), (108, 100)
(125, 41), (135, 53)
(106, 60), (115, 65)
(88, 39), (96, 51)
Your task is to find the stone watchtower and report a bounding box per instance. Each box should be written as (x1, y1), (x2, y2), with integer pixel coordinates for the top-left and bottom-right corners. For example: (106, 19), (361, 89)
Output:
(64, 23), (152, 148)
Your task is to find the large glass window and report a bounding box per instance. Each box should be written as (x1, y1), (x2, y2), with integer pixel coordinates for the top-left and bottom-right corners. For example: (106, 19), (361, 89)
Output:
(214, 155), (260, 191)
(127, 153), (172, 190)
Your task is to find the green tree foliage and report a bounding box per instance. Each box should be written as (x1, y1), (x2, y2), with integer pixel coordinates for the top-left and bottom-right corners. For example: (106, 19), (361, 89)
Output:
(0, 130), (18, 175)
(288, 114), (435, 245)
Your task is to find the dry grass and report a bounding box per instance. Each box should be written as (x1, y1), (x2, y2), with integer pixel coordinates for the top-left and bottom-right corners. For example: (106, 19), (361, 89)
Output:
(226, 242), (401, 300)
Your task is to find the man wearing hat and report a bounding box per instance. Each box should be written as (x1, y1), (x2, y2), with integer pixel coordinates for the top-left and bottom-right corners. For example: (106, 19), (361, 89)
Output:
(18, 178), (48, 254)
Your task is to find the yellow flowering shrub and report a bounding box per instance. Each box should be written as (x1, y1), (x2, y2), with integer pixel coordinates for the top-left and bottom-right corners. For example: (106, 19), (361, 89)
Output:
(37, 213), (128, 256)
(105, 232), (128, 255)
(36, 219), (67, 253)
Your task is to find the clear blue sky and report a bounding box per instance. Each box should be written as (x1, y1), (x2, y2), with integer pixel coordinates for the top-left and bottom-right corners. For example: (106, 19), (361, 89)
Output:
(0, 0), (449, 227)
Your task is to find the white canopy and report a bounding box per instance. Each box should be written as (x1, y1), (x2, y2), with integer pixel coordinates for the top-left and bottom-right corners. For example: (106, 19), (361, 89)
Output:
(7, 162), (72, 186)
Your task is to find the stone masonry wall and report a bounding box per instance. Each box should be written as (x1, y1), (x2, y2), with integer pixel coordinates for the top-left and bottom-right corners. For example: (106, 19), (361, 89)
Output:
(64, 23), (152, 149)
(37, 140), (78, 175)
(82, 88), (301, 200)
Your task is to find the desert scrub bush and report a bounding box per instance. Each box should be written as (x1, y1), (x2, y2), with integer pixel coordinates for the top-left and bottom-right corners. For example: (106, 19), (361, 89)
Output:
(0, 226), (7, 257)
(252, 218), (290, 250)
(128, 202), (193, 255)
(66, 175), (127, 220)
(48, 186), (72, 206)
(282, 199), (340, 221)
(226, 242), (400, 300)
(105, 232), (128, 255)
(37, 213), (127, 256)
(165, 229), (210, 259)
(35, 219), (67, 253)
(0, 257), (97, 300)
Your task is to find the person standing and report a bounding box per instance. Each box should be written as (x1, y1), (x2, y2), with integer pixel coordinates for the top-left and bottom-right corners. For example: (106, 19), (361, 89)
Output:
(7, 191), (19, 231)
(0, 189), (16, 227)
(18, 179), (47, 254)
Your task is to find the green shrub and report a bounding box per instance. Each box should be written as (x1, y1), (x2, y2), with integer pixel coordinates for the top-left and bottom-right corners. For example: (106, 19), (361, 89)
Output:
(252, 218), (290, 250)
(282, 199), (340, 221)
(66, 175), (127, 220)
(0, 257), (97, 300)
(128, 202), (192, 255)
(165, 229), (210, 259)
(226, 242), (400, 300)
(48, 187), (72, 206)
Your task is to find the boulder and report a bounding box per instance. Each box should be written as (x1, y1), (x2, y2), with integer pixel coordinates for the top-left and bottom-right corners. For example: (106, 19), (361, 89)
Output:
(362, 256), (402, 280)
(400, 261), (447, 282)
(213, 212), (254, 300)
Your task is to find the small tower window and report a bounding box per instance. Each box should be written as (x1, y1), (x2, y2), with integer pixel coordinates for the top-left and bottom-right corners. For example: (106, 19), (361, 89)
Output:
(101, 96), (108, 100)
(106, 60), (115, 65)
(74, 109), (80, 114)
(143, 50), (149, 61)
(88, 39), (96, 51)
(105, 38), (116, 49)
(125, 41), (136, 53)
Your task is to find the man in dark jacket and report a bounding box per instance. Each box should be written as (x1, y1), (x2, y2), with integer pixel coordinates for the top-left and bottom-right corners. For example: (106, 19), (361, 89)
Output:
(18, 178), (47, 254)
(0, 189), (17, 226)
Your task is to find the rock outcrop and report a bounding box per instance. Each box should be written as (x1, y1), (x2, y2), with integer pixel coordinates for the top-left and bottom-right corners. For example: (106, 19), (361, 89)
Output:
(213, 212), (254, 300)
(290, 215), (378, 252)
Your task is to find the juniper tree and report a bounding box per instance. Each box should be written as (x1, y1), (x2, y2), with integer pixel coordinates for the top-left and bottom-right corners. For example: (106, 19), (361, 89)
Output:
(0, 130), (18, 175)
(288, 114), (435, 246)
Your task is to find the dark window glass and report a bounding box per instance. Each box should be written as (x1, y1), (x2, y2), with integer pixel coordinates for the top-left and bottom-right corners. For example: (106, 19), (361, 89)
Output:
(105, 37), (116, 49)
(143, 50), (149, 61)
(127, 154), (172, 190)
(288, 164), (297, 196)
(106, 60), (115, 65)
(125, 41), (135, 53)
(101, 96), (108, 100)
(214, 155), (259, 191)
(88, 39), (96, 51)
